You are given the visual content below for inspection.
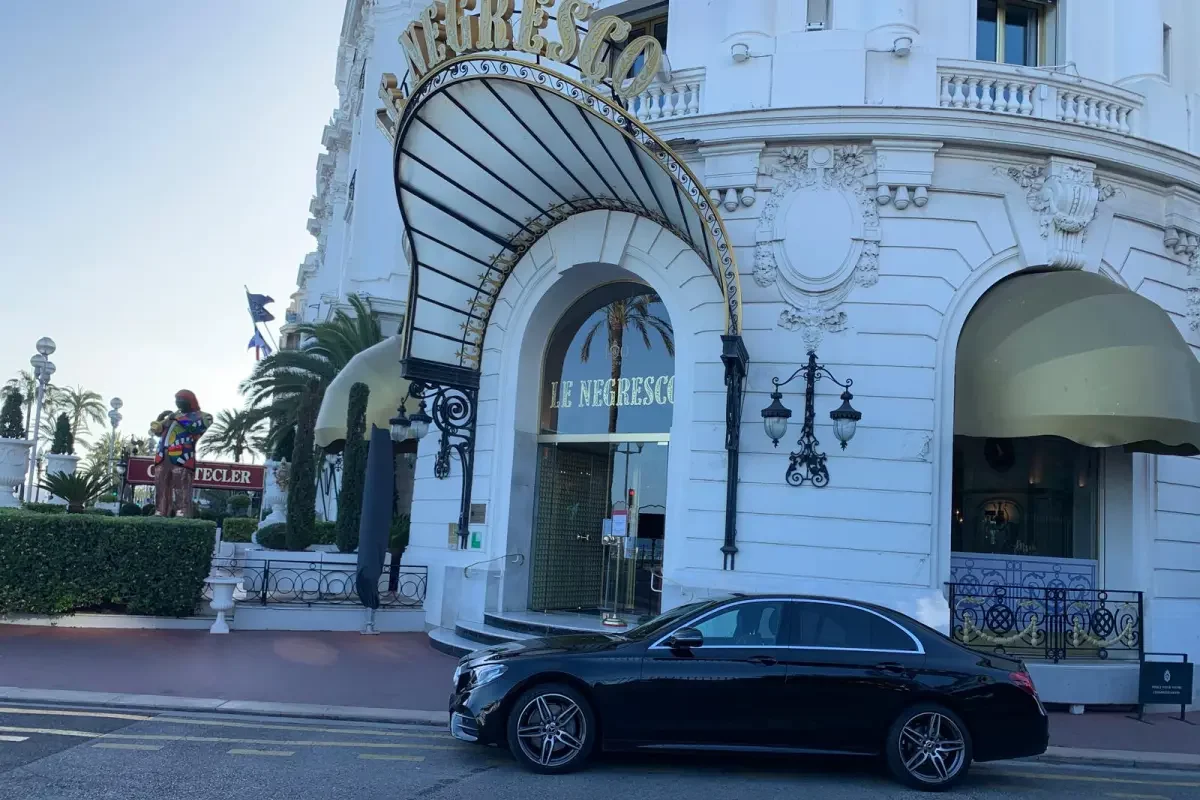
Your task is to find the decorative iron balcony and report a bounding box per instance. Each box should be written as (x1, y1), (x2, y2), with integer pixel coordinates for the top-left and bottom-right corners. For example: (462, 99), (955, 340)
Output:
(937, 59), (1144, 137)
(947, 582), (1143, 663)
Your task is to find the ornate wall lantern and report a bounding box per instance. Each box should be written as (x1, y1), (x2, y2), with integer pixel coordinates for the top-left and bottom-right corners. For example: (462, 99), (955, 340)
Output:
(762, 350), (862, 487)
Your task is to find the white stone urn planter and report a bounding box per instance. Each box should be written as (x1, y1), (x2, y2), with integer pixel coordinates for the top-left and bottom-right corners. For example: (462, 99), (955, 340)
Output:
(43, 453), (80, 505)
(204, 576), (242, 634)
(0, 438), (33, 508)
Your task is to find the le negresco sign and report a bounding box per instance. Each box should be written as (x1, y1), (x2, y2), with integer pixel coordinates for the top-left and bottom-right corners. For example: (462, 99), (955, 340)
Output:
(397, 0), (664, 101)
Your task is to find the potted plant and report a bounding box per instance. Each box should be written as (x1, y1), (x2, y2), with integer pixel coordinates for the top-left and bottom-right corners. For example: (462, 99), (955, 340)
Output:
(37, 471), (112, 513)
(44, 413), (79, 504)
(0, 389), (32, 508)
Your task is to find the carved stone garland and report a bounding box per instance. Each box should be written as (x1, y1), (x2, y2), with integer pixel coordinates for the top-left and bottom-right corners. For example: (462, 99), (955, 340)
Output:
(754, 145), (881, 348)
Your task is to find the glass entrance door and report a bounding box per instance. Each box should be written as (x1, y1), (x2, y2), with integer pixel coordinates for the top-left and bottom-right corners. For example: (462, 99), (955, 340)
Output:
(530, 439), (668, 622)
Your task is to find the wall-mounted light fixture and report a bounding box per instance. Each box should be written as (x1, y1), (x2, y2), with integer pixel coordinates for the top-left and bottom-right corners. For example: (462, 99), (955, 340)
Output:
(762, 350), (861, 487)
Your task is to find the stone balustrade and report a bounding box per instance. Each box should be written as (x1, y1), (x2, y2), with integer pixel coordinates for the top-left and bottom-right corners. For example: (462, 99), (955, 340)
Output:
(629, 67), (704, 123)
(937, 59), (1144, 137)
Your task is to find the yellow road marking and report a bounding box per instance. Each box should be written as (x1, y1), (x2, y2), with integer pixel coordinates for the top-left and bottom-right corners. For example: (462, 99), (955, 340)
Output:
(996, 770), (1200, 788)
(0, 726), (94, 739)
(228, 749), (294, 757)
(0, 705), (444, 740)
(0, 725), (454, 751)
(92, 743), (162, 751)
(0, 707), (152, 722)
(0, 735), (29, 742)
(358, 753), (426, 762)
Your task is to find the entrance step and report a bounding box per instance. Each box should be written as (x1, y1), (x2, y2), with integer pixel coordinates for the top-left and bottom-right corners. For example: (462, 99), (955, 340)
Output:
(484, 611), (622, 637)
(427, 627), (480, 658)
(455, 621), (534, 647)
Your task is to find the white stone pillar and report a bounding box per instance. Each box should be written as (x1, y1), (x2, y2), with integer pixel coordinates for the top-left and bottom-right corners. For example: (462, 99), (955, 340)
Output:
(1113, 0), (1164, 85)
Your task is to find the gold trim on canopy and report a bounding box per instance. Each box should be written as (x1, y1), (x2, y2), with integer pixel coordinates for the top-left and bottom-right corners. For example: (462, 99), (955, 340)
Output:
(315, 336), (417, 449)
(955, 270), (1200, 456)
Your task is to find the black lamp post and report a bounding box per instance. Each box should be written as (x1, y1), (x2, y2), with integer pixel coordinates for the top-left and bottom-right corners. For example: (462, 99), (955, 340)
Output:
(116, 450), (129, 504)
(762, 350), (862, 487)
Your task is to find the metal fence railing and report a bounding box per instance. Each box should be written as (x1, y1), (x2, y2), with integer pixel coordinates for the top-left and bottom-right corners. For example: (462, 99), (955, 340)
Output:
(947, 583), (1143, 663)
(203, 558), (426, 610)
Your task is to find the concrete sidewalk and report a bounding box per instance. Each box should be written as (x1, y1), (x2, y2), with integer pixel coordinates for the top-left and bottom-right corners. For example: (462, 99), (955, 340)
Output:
(1, 626), (1197, 771)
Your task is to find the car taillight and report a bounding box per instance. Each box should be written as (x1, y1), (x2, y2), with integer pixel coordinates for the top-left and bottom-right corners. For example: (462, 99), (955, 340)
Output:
(1009, 670), (1038, 697)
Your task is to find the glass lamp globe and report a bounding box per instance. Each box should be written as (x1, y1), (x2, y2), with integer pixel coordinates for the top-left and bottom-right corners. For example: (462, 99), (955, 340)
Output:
(761, 391), (792, 447)
(35, 337), (56, 356)
(409, 402), (432, 441)
(829, 391), (862, 450)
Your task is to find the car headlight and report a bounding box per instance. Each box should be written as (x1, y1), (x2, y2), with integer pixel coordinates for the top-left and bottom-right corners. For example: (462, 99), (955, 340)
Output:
(453, 663), (464, 684)
(471, 664), (507, 688)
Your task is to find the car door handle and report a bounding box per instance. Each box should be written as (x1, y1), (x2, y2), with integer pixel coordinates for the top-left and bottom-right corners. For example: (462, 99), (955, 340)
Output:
(877, 662), (910, 674)
(747, 655), (778, 666)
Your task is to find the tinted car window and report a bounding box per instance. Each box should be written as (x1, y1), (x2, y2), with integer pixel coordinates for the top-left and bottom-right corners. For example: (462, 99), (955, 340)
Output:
(789, 602), (917, 652)
(692, 601), (784, 646)
(624, 600), (715, 641)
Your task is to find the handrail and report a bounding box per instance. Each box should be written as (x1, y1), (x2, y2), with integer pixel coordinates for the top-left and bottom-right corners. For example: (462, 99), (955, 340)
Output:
(464, 552), (526, 579)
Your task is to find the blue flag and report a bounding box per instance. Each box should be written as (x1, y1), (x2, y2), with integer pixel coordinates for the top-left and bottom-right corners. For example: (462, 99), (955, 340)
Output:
(247, 291), (275, 323)
(248, 328), (273, 360)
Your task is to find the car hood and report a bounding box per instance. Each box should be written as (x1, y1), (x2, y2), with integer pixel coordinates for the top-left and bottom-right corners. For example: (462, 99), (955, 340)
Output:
(466, 633), (628, 664)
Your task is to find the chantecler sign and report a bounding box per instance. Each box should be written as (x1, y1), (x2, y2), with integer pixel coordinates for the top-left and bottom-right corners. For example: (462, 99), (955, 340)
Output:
(396, 0), (665, 100)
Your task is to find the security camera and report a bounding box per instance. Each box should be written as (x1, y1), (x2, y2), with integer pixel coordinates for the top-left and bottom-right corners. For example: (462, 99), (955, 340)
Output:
(731, 42), (751, 63)
(893, 36), (913, 57)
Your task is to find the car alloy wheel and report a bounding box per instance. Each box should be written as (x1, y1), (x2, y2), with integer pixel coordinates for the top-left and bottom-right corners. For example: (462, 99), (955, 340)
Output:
(886, 705), (972, 790)
(508, 684), (595, 773)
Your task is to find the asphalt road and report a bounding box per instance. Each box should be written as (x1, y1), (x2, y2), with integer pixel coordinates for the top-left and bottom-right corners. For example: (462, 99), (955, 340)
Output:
(1, 704), (1199, 800)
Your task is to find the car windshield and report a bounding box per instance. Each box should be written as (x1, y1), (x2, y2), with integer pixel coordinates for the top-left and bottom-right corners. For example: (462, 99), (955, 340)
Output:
(621, 599), (719, 641)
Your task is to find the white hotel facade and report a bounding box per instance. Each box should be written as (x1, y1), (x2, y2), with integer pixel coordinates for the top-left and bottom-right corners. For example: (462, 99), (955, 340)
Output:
(291, 0), (1200, 705)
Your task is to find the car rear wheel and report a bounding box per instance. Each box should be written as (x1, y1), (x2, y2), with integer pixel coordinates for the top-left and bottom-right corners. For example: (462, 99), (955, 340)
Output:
(506, 683), (596, 774)
(885, 704), (972, 791)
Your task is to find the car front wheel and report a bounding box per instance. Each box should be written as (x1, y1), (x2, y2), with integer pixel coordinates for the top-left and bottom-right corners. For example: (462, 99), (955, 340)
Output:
(507, 683), (596, 774)
(885, 704), (972, 791)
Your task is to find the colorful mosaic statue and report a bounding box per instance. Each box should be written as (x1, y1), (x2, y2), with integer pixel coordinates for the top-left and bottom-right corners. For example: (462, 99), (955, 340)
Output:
(149, 389), (212, 517)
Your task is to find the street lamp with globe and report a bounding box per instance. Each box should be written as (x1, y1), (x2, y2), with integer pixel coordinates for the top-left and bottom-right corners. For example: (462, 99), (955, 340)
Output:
(26, 338), (57, 501)
(108, 397), (123, 490)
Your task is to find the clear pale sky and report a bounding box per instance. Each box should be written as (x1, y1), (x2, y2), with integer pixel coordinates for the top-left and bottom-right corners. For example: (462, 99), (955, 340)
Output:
(0, 1), (343, 452)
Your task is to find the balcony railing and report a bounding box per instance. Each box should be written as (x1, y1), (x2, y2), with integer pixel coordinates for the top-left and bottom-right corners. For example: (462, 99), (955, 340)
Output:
(628, 67), (704, 123)
(947, 583), (1143, 663)
(937, 59), (1144, 137)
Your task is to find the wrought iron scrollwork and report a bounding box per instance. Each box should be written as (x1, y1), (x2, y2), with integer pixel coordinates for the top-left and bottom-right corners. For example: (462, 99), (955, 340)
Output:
(948, 583), (1143, 663)
(408, 380), (479, 549)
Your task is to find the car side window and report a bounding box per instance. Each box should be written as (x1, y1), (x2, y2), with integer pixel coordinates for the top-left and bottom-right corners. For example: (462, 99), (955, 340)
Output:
(788, 602), (918, 652)
(691, 601), (785, 647)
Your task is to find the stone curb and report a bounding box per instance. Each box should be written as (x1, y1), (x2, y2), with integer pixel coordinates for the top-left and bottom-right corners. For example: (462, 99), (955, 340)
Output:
(0, 686), (449, 728)
(1027, 746), (1200, 772)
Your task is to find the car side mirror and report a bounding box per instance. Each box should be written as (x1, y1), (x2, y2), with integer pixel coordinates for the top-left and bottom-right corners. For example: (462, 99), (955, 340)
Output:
(667, 628), (703, 650)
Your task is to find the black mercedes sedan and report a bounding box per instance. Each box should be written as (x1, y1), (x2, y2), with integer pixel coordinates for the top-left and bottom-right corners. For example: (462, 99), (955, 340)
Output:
(449, 594), (1048, 790)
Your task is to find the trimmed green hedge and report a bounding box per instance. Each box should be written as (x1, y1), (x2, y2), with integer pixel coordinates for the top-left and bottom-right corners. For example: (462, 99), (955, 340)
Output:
(22, 502), (65, 514)
(0, 511), (215, 617)
(253, 519), (337, 551)
(221, 517), (257, 543)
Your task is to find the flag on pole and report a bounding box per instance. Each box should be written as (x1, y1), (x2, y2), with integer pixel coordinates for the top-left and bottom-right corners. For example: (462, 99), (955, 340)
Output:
(246, 290), (275, 323)
(248, 328), (273, 360)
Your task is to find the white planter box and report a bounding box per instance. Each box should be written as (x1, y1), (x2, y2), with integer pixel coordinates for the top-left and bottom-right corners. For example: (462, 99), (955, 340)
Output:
(0, 438), (33, 508)
(43, 454), (80, 505)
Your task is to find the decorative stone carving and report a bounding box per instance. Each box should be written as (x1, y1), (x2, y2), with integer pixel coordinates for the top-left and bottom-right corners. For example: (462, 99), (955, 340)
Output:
(997, 156), (1118, 269)
(1189, 287), (1200, 332)
(700, 141), (765, 215)
(755, 145), (881, 346)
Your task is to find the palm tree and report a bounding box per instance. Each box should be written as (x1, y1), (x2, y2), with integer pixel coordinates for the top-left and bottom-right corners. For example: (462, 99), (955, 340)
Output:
(55, 385), (107, 445)
(240, 294), (383, 454)
(202, 408), (265, 463)
(579, 293), (674, 433)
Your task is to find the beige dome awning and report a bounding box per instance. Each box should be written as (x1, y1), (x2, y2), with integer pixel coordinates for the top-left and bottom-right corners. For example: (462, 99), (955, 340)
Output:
(955, 270), (1200, 455)
(315, 335), (417, 449)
